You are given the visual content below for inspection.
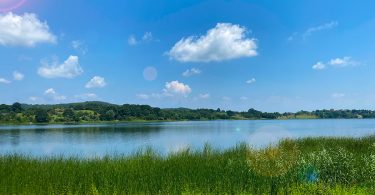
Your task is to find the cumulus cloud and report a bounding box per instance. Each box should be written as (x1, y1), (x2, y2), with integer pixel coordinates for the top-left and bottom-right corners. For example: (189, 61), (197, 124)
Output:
(13, 71), (24, 81)
(138, 81), (192, 99)
(0, 12), (56, 47)
(0, 78), (11, 84)
(182, 68), (201, 77)
(246, 78), (256, 84)
(312, 62), (326, 70)
(163, 80), (192, 95)
(38, 55), (83, 78)
(313, 56), (360, 70)
(85, 76), (106, 88)
(44, 88), (66, 101)
(44, 88), (56, 95)
(168, 23), (257, 62)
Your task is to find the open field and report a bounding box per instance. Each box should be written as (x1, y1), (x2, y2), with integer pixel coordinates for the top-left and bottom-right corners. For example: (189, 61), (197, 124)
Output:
(1, 136), (375, 194)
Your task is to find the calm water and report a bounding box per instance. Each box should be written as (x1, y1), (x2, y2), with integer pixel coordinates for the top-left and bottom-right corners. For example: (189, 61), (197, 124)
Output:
(1, 119), (375, 157)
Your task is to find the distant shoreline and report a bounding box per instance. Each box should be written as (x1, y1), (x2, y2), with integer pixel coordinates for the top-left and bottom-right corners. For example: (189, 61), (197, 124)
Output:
(0, 117), (370, 126)
(0, 101), (369, 125)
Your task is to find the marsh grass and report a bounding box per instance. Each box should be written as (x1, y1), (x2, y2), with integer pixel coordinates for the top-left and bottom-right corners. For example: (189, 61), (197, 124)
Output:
(1, 136), (375, 194)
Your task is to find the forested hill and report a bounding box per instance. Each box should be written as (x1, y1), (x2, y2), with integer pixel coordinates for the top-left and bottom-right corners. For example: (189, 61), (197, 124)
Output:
(0, 101), (372, 124)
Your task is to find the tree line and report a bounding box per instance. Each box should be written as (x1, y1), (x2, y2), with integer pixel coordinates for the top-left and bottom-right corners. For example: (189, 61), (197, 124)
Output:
(0, 101), (371, 124)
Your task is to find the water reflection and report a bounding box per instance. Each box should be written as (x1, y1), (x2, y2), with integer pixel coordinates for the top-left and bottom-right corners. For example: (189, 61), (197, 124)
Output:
(10, 129), (20, 146)
(248, 125), (292, 147)
(1, 120), (375, 157)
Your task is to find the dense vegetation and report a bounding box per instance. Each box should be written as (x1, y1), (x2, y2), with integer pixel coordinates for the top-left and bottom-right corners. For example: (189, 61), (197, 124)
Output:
(1, 136), (375, 194)
(0, 101), (373, 124)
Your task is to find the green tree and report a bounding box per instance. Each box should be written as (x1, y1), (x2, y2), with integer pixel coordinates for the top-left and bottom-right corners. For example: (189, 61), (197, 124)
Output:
(226, 110), (236, 118)
(34, 109), (49, 123)
(63, 108), (78, 122)
(102, 110), (115, 121)
(11, 102), (23, 113)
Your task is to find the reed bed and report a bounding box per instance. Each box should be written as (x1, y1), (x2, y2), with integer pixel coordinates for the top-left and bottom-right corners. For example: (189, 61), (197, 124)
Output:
(1, 136), (375, 194)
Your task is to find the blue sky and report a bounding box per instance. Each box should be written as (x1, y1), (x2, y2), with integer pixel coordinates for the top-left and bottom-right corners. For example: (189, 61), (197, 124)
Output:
(1, 0), (375, 112)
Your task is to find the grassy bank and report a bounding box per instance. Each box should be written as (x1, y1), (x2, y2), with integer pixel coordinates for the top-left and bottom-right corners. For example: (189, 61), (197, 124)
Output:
(1, 137), (375, 194)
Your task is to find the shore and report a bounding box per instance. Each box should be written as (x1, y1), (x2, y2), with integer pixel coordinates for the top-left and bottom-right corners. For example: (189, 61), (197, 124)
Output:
(1, 136), (375, 194)
(0, 117), (368, 126)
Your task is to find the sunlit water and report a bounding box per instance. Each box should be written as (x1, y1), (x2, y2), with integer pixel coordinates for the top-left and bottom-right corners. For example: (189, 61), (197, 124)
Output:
(1, 119), (375, 157)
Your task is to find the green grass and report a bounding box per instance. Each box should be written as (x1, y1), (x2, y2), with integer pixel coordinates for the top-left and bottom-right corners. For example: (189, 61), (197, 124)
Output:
(1, 137), (375, 194)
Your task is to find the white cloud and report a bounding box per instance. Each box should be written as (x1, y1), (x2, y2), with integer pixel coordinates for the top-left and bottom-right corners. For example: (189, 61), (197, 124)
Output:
(128, 35), (137, 45)
(142, 32), (153, 41)
(0, 12), (56, 47)
(288, 21), (338, 41)
(138, 81), (192, 99)
(44, 88), (56, 95)
(182, 68), (201, 77)
(246, 78), (256, 84)
(85, 76), (106, 88)
(329, 56), (358, 67)
(71, 40), (88, 55)
(128, 32), (156, 46)
(303, 21), (338, 39)
(75, 93), (98, 100)
(332, 93), (345, 99)
(44, 88), (66, 101)
(38, 55), (83, 78)
(163, 80), (192, 95)
(0, 78), (11, 84)
(313, 56), (360, 71)
(168, 23), (257, 62)
(13, 71), (24, 81)
(312, 62), (326, 70)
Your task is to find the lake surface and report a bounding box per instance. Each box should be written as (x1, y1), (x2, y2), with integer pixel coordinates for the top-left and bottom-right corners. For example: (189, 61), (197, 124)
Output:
(1, 119), (375, 157)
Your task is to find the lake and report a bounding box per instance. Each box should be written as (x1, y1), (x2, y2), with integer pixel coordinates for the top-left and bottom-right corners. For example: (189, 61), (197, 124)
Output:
(1, 119), (375, 157)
